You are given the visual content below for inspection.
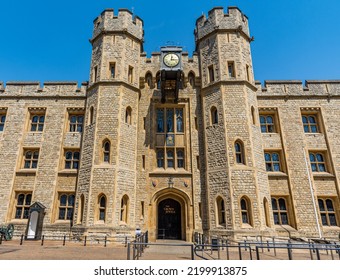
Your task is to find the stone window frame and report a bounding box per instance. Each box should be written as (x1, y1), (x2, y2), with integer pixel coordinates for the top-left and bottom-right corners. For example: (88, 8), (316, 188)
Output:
(271, 197), (289, 226)
(57, 193), (75, 221)
(22, 149), (40, 169)
(0, 107), (7, 132)
(188, 71), (195, 88)
(210, 106), (218, 125)
(208, 65), (215, 83)
(301, 108), (322, 134)
(125, 106), (132, 125)
(259, 108), (279, 134)
(216, 196), (226, 227)
(240, 196), (252, 226)
(309, 151), (329, 173)
(120, 195), (129, 224)
(98, 194), (107, 222)
(155, 106), (186, 171)
(128, 65), (134, 84)
(234, 140), (246, 165)
(67, 108), (85, 133)
(145, 72), (153, 89)
(227, 61), (236, 78)
(102, 140), (111, 164)
(264, 150), (283, 172)
(318, 197), (338, 227)
(14, 192), (32, 220)
(88, 106), (95, 126)
(109, 62), (116, 79)
(28, 108), (46, 132)
(64, 149), (80, 170)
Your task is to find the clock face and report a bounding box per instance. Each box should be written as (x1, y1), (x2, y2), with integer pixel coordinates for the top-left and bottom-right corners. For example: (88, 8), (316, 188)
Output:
(163, 53), (180, 67)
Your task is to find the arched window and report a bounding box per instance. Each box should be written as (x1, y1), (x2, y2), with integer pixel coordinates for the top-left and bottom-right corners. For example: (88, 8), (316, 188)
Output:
(145, 72), (153, 88)
(235, 141), (245, 164)
(216, 196), (226, 226)
(103, 140), (111, 163)
(241, 197), (251, 225)
(120, 195), (129, 223)
(125, 107), (132, 125)
(271, 197), (289, 225)
(65, 150), (80, 169)
(89, 106), (94, 125)
(98, 195), (106, 221)
(318, 198), (337, 226)
(188, 72), (195, 88)
(24, 150), (39, 169)
(58, 194), (75, 220)
(263, 197), (270, 227)
(211, 106), (218, 125)
(302, 115), (318, 133)
(309, 152), (326, 172)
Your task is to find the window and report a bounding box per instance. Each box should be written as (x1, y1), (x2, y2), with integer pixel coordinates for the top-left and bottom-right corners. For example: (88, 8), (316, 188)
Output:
(264, 152), (281, 172)
(58, 194), (75, 220)
(0, 114), (6, 131)
(157, 149), (164, 168)
(235, 141), (245, 164)
(89, 106), (94, 125)
(260, 115), (275, 133)
(302, 114), (318, 133)
(93, 66), (98, 83)
(188, 72), (195, 87)
(142, 155), (145, 170)
(251, 106), (256, 125)
(30, 114), (45, 132)
(146, 73), (153, 88)
(120, 195), (129, 223)
(156, 108), (185, 170)
(241, 197), (251, 225)
(211, 106), (218, 125)
(318, 198), (337, 226)
(217, 197), (226, 226)
(65, 150), (80, 169)
(196, 156), (200, 170)
(177, 149), (185, 168)
(109, 63), (116, 78)
(98, 195), (106, 221)
(246, 65), (250, 81)
(69, 115), (84, 132)
(15, 193), (32, 219)
(128, 66), (134, 83)
(125, 107), (132, 125)
(309, 152), (327, 172)
(271, 197), (289, 225)
(208, 65), (215, 83)
(23, 150), (39, 169)
(228, 62), (235, 78)
(103, 141), (111, 163)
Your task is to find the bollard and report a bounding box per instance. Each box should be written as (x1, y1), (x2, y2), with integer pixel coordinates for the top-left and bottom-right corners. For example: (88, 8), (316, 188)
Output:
(191, 244), (194, 260)
(256, 246), (260, 260)
(127, 242), (131, 260)
(20, 235), (24, 245)
(84, 236), (87, 247)
(63, 235), (66, 246)
(226, 240), (230, 260)
(104, 236), (107, 247)
(315, 248), (321, 260)
(125, 236), (128, 247)
(287, 243), (293, 260)
(41, 235), (45, 246)
(238, 244), (243, 260)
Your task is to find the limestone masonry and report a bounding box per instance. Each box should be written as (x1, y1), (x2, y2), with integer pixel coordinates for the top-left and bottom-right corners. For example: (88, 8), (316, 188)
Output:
(0, 6), (339, 242)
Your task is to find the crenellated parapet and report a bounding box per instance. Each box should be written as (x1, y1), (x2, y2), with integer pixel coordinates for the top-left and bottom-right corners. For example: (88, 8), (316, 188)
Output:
(195, 6), (250, 42)
(92, 9), (144, 42)
(256, 80), (340, 97)
(0, 81), (87, 97)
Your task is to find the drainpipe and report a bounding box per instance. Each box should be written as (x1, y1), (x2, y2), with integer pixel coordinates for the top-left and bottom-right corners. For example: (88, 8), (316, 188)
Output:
(303, 148), (322, 239)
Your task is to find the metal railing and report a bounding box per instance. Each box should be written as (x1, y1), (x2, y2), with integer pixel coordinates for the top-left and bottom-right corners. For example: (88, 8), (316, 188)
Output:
(127, 231), (149, 260)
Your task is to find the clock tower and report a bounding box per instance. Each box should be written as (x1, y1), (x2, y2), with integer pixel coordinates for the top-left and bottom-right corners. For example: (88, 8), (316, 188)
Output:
(160, 46), (184, 103)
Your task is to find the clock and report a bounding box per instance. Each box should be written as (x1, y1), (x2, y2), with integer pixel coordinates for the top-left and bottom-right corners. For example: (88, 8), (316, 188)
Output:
(163, 53), (180, 67)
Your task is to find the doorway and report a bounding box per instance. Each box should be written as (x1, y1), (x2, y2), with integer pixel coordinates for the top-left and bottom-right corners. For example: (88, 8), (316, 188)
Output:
(157, 198), (182, 240)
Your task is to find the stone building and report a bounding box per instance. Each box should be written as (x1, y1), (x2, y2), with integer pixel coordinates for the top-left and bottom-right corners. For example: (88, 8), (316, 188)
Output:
(0, 6), (339, 242)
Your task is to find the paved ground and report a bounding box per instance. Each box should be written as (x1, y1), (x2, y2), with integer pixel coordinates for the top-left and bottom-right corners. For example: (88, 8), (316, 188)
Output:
(0, 239), (339, 260)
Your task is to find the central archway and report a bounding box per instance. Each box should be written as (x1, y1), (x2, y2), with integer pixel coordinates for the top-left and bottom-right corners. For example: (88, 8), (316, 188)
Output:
(158, 198), (182, 240)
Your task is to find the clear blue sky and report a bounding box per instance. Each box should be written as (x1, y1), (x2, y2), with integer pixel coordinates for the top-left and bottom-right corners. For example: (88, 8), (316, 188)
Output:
(0, 0), (339, 83)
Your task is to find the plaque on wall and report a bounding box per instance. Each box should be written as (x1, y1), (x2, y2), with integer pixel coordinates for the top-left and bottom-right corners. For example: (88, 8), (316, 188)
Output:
(166, 134), (175, 146)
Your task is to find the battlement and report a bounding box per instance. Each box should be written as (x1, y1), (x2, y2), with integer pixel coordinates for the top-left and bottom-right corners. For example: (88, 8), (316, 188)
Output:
(256, 80), (340, 97)
(92, 8), (144, 41)
(0, 81), (88, 97)
(195, 6), (250, 41)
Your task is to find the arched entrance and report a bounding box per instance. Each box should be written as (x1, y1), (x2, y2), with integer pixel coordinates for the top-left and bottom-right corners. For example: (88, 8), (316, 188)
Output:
(158, 198), (181, 240)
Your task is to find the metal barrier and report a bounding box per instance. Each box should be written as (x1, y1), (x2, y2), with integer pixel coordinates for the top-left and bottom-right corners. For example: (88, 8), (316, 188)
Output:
(127, 231), (149, 260)
(194, 243), (253, 260)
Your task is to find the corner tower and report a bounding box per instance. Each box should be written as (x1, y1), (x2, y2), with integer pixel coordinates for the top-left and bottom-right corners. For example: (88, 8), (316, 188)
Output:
(195, 7), (273, 238)
(74, 9), (144, 237)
